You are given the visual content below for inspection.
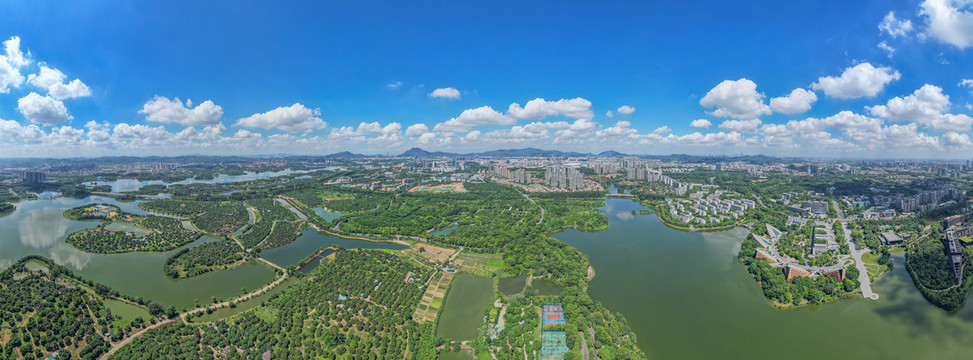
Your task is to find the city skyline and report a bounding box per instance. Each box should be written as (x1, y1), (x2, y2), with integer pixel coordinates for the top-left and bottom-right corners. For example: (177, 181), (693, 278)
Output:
(2, 1), (973, 158)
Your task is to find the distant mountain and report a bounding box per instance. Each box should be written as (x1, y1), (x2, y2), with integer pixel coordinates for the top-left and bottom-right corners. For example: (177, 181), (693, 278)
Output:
(399, 147), (433, 158)
(324, 151), (367, 159)
(397, 147), (604, 158)
(598, 150), (627, 157)
(477, 148), (589, 158)
(397, 147), (461, 158)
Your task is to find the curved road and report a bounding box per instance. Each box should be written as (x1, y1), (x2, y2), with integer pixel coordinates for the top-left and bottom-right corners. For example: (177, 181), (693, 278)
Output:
(520, 192), (545, 225)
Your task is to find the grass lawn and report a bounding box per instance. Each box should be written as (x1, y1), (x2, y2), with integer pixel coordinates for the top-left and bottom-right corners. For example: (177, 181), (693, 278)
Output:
(861, 252), (890, 282)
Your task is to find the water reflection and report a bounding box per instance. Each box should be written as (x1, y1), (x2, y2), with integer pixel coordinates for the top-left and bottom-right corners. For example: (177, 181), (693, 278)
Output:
(49, 243), (91, 269)
(94, 168), (336, 192)
(19, 207), (69, 249)
(614, 210), (634, 221)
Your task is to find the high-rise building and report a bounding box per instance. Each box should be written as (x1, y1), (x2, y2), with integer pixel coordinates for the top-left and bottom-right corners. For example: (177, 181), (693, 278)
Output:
(19, 170), (47, 183)
(545, 166), (583, 190)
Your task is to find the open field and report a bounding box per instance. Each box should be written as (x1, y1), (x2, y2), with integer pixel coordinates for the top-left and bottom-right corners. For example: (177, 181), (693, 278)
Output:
(454, 253), (503, 277)
(411, 242), (457, 263)
(408, 182), (467, 193)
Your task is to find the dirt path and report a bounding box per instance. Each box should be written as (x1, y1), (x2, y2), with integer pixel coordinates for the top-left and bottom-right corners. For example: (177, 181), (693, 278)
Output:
(579, 330), (590, 360)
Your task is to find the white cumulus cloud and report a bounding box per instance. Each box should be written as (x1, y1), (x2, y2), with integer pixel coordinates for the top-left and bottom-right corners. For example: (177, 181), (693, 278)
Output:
(769, 88), (818, 114)
(27, 64), (90, 100)
(879, 11), (915, 38)
(49, 79), (91, 100)
(596, 120), (636, 137)
(17, 92), (71, 125)
(718, 119), (762, 133)
(428, 87), (461, 99)
(0, 36), (28, 93)
(27, 65), (64, 89)
(867, 84), (973, 131)
(235, 103), (328, 133)
(878, 41), (896, 58)
(699, 79), (771, 119)
(405, 123), (429, 137)
(811, 62), (901, 99)
(140, 96), (223, 126)
(507, 97), (593, 120)
(690, 119), (712, 129)
(920, 0), (973, 49)
(617, 105), (635, 114)
(434, 106), (513, 133)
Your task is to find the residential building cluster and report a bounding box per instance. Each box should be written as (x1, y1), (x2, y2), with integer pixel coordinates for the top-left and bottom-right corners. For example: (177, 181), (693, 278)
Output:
(665, 192), (755, 225)
(544, 166), (584, 190)
(19, 170), (47, 183)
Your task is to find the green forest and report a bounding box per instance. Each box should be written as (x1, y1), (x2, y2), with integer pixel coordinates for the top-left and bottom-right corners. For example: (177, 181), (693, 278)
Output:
(164, 240), (246, 278)
(114, 250), (433, 359)
(0, 256), (150, 360)
(906, 237), (973, 310)
(140, 200), (249, 235)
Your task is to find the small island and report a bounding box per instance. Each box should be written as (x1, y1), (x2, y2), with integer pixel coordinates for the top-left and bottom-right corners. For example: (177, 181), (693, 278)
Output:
(164, 239), (246, 278)
(0, 202), (14, 216)
(64, 204), (200, 254)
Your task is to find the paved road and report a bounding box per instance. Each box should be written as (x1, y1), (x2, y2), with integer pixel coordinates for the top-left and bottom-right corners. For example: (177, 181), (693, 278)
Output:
(831, 195), (878, 300)
(519, 192), (545, 225)
(841, 220), (878, 300)
(276, 197), (307, 219)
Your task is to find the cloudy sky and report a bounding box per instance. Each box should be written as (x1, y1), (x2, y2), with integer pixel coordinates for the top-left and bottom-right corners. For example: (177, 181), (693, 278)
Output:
(1, 1), (973, 158)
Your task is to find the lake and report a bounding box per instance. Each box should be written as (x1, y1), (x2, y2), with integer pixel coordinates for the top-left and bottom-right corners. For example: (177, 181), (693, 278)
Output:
(499, 273), (527, 295)
(432, 224), (458, 236)
(555, 199), (973, 359)
(259, 228), (408, 268)
(436, 273), (495, 341)
(0, 196), (276, 310)
(311, 208), (346, 222)
(531, 278), (563, 296)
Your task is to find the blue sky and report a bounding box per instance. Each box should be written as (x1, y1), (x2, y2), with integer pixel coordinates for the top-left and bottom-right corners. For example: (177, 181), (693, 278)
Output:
(1, 0), (972, 158)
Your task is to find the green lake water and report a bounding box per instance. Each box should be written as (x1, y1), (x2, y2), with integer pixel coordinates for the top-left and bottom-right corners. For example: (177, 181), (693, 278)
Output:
(436, 273), (495, 341)
(556, 199), (973, 359)
(259, 228), (408, 268)
(0, 197), (276, 310)
(432, 224), (458, 236)
(94, 168), (332, 193)
(105, 299), (150, 321)
(312, 208), (346, 222)
(531, 278), (563, 296)
(499, 273), (527, 295)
